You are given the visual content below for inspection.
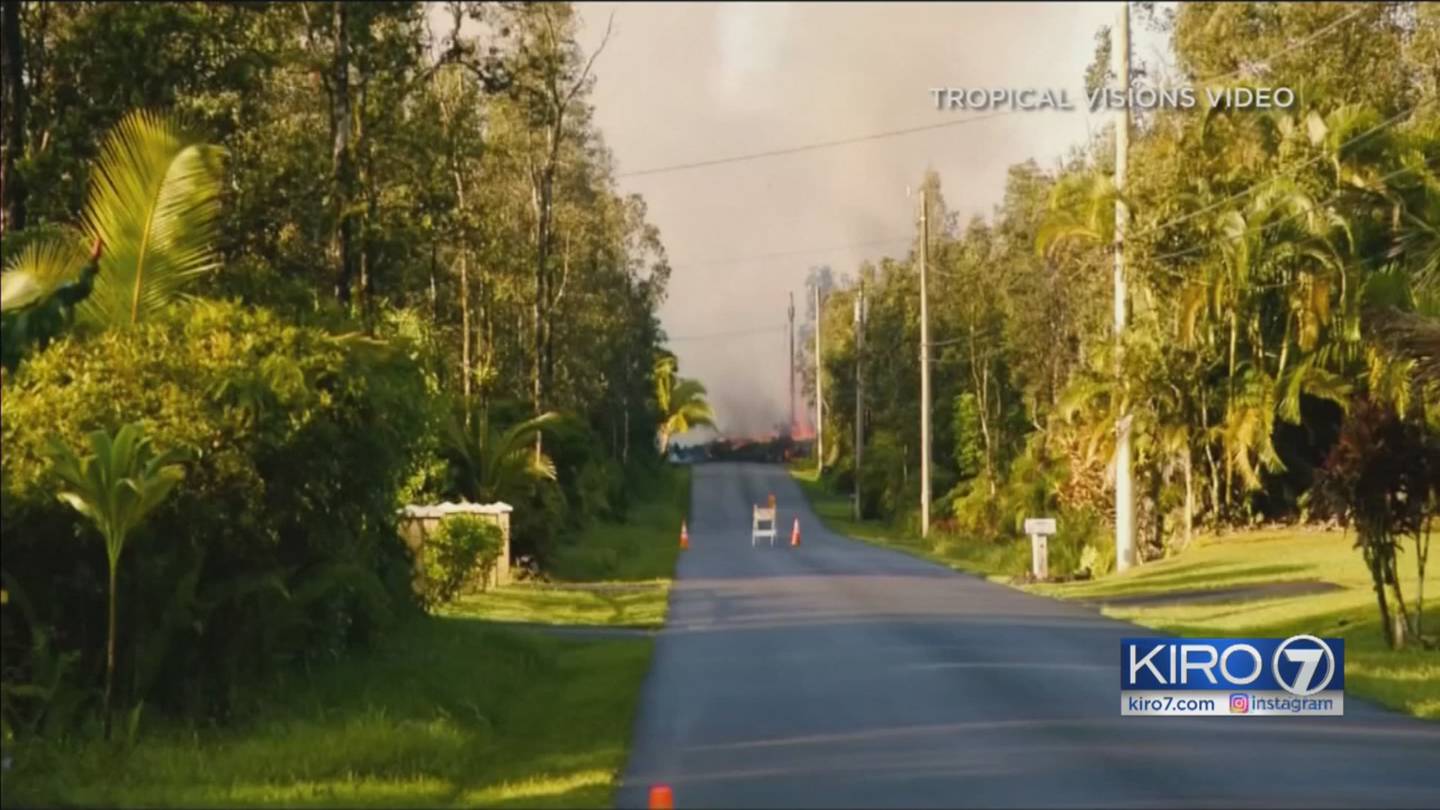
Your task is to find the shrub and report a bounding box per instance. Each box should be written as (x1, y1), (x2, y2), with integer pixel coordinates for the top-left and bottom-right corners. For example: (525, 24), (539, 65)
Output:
(420, 516), (504, 610)
(857, 430), (906, 520)
(1315, 400), (1440, 649)
(951, 474), (1004, 537)
(1049, 505), (1109, 578)
(1, 299), (431, 725)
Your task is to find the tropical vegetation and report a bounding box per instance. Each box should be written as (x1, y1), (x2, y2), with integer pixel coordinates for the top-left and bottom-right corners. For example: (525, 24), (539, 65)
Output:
(799, 3), (1439, 647)
(0, 0), (709, 774)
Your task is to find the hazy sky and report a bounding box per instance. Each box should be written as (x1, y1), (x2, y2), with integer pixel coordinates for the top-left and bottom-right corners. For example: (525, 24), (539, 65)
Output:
(496, 3), (1172, 437)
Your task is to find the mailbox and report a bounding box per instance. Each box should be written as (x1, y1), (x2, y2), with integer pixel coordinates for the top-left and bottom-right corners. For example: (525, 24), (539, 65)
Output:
(1024, 517), (1056, 581)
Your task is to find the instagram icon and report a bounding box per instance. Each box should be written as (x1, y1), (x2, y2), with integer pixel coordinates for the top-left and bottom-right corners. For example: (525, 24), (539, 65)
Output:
(1229, 693), (1250, 714)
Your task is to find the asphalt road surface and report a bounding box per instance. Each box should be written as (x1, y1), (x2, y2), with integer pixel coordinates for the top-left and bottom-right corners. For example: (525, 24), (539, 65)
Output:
(617, 462), (1440, 809)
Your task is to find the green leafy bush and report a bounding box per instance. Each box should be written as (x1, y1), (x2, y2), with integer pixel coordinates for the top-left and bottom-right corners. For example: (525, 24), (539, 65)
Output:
(420, 516), (504, 610)
(857, 430), (906, 520)
(1, 299), (432, 725)
(951, 474), (1004, 538)
(1048, 506), (1109, 579)
(952, 392), (984, 479)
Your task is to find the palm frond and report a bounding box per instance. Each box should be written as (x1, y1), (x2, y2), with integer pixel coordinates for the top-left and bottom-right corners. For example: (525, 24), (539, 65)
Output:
(80, 110), (227, 327)
(0, 229), (91, 314)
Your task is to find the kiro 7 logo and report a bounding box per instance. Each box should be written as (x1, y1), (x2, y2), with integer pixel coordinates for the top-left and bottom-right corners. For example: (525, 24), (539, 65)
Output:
(1122, 635), (1344, 696)
(1271, 635), (1336, 695)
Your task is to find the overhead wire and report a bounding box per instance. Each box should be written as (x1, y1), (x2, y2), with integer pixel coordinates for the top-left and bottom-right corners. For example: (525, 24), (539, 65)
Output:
(1187, 8), (1365, 88)
(1132, 96), (1434, 241)
(666, 324), (788, 342)
(617, 109), (1019, 179)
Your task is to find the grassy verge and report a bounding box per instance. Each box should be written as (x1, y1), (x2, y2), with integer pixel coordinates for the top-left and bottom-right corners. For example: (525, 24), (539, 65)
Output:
(790, 465), (1026, 579)
(1030, 528), (1440, 719)
(790, 467), (1439, 720)
(2, 619), (650, 808)
(444, 468), (690, 628)
(3, 468), (694, 808)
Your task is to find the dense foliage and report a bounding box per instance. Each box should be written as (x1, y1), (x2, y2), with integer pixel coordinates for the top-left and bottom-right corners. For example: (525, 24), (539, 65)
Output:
(2, 300), (433, 725)
(802, 4), (1439, 590)
(1, 0), (697, 737)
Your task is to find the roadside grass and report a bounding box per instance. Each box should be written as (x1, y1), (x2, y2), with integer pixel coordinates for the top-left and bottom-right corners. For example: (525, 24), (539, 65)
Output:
(790, 466), (1027, 578)
(789, 467), (1440, 720)
(3, 468), (695, 808)
(444, 468), (690, 628)
(1, 618), (650, 808)
(443, 585), (667, 628)
(1031, 528), (1440, 719)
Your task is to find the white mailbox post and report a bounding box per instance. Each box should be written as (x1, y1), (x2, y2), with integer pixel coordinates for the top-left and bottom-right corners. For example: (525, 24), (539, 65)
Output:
(1024, 517), (1057, 581)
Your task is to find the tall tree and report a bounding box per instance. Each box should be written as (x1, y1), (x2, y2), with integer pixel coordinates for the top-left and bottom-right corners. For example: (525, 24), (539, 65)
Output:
(1, 0), (26, 236)
(507, 4), (612, 438)
(328, 0), (356, 306)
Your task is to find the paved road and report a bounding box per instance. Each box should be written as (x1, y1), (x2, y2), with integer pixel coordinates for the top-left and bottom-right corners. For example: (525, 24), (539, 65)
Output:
(617, 463), (1440, 809)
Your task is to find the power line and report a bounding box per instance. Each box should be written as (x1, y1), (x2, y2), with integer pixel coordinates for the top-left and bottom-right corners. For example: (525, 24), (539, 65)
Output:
(1190, 8), (1365, 88)
(616, 109), (1019, 179)
(1143, 158), (1440, 267)
(666, 324), (787, 342)
(670, 236), (911, 270)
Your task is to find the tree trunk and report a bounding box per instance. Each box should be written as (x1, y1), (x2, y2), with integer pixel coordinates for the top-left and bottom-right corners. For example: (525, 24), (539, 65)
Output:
(969, 323), (996, 494)
(429, 239), (438, 323)
(1201, 397), (1220, 522)
(1224, 310), (1238, 516)
(452, 168), (472, 421)
(103, 562), (117, 741)
(1388, 552), (1410, 650)
(1370, 548), (1396, 650)
(357, 71), (378, 331)
(329, 0), (355, 306)
(531, 165), (549, 454)
(1416, 517), (1430, 641)
(1, 0), (27, 236)
(459, 250), (472, 416)
(1183, 447), (1194, 550)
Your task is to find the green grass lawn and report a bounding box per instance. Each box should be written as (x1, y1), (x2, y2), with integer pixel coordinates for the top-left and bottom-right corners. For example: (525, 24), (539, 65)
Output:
(443, 468), (690, 628)
(1030, 528), (1440, 719)
(2, 619), (650, 808)
(443, 584), (667, 628)
(3, 468), (694, 808)
(790, 467), (1440, 720)
(790, 465), (1027, 579)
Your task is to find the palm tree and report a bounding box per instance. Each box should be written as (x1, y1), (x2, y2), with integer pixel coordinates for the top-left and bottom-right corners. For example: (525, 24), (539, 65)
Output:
(46, 423), (185, 740)
(441, 407), (560, 504)
(0, 110), (225, 326)
(654, 352), (716, 456)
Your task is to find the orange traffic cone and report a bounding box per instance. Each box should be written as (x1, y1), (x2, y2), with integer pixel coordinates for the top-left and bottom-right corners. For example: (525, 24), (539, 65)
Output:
(649, 784), (674, 809)
(679, 521), (689, 550)
(790, 517), (801, 547)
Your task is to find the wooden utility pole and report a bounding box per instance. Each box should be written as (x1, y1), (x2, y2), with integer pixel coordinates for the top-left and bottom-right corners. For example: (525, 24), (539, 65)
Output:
(854, 280), (866, 520)
(815, 283), (825, 474)
(919, 187), (932, 539)
(1113, 0), (1137, 571)
(788, 292), (796, 436)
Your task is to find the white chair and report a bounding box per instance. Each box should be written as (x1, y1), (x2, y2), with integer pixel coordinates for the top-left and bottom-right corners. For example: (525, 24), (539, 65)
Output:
(752, 504), (777, 546)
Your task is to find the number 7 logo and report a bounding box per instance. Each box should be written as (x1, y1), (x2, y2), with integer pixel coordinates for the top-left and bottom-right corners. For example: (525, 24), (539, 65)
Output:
(1273, 635), (1335, 696)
